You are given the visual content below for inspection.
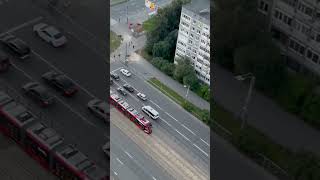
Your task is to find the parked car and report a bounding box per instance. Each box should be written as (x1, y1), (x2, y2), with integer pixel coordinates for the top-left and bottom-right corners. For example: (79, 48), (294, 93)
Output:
(120, 68), (131, 77)
(33, 23), (67, 47)
(117, 87), (127, 96)
(88, 99), (109, 123)
(0, 49), (10, 72)
(110, 72), (120, 80)
(0, 34), (31, 59)
(42, 71), (78, 96)
(123, 84), (134, 93)
(22, 82), (55, 106)
(137, 92), (147, 101)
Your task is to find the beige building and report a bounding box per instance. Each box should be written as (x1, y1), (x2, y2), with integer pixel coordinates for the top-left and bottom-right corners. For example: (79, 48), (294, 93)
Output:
(258, 0), (320, 77)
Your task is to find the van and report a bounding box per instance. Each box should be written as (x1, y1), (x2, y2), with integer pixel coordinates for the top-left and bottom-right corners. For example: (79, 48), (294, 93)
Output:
(142, 106), (159, 120)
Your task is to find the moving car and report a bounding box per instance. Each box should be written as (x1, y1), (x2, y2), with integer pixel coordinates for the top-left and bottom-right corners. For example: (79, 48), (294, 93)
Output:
(22, 82), (55, 106)
(120, 68), (131, 77)
(87, 99), (109, 122)
(110, 72), (120, 80)
(0, 34), (31, 59)
(117, 87), (127, 96)
(33, 23), (67, 47)
(0, 49), (10, 72)
(142, 105), (159, 120)
(123, 84), (134, 93)
(42, 71), (78, 96)
(137, 92), (147, 101)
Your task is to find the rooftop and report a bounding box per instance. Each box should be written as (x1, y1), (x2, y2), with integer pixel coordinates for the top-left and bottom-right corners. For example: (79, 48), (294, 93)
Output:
(183, 0), (210, 20)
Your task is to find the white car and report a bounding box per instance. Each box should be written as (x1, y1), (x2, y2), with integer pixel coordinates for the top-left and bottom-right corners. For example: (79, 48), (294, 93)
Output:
(137, 92), (147, 101)
(33, 23), (67, 47)
(120, 68), (131, 77)
(142, 105), (159, 120)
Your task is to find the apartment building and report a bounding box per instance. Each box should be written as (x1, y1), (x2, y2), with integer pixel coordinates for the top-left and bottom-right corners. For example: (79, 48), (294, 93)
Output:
(174, 0), (210, 85)
(258, 0), (320, 77)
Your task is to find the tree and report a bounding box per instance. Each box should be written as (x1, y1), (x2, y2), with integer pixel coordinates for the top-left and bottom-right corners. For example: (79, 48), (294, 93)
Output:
(234, 33), (286, 96)
(183, 73), (199, 91)
(152, 40), (171, 60)
(173, 58), (194, 83)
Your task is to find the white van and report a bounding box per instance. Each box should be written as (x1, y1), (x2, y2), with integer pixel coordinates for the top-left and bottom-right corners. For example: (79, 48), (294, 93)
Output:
(142, 106), (159, 120)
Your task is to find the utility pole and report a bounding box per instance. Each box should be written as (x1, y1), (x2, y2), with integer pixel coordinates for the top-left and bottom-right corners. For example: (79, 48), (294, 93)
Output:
(240, 76), (255, 129)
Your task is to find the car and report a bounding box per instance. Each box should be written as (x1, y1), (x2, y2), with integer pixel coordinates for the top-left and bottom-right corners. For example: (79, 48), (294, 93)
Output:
(142, 105), (159, 120)
(123, 84), (134, 92)
(110, 72), (120, 80)
(117, 87), (127, 96)
(102, 142), (110, 158)
(0, 34), (31, 59)
(22, 82), (55, 106)
(137, 92), (147, 101)
(120, 68), (131, 77)
(0, 49), (10, 72)
(42, 71), (78, 96)
(88, 99), (109, 122)
(33, 23), (67, 47)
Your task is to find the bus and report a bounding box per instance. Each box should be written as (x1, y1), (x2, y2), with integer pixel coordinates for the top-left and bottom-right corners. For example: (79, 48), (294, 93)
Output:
(109, 93), (152, 134)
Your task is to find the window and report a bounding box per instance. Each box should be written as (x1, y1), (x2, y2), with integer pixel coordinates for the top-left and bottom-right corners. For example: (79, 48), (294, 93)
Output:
(306, 49), (319, 63)
(188, 40), (193, 44)
(259, 0), (269, 13)
(289, 39), (305, 55)
(274, 10), (292, 25)
(298, 2), (313, 17)
(181, 21), (190, 27)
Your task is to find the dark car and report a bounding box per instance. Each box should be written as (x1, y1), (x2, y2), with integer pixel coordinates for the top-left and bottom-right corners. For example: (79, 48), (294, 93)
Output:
(42, 71), (78, 96)
(123, 84), (134, 93)
(0, 49), (10, 72)
(110, 72), (120, 80)
(22, 82), (55, 106)
(117, 87), (127, 96)
(0, 34), (31, 59)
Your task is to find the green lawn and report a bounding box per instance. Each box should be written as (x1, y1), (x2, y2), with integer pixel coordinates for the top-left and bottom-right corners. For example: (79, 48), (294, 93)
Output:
(142, 16), (159, 32)
(110, 31), (122, 53)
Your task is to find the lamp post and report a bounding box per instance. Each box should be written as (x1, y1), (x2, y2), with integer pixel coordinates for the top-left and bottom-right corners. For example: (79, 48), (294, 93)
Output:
(234, 73), (255, 130)
(184, 84), (190, 102)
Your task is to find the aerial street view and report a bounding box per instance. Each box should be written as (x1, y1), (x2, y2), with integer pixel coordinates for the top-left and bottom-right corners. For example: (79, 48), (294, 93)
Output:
(110, 0), (210, 179)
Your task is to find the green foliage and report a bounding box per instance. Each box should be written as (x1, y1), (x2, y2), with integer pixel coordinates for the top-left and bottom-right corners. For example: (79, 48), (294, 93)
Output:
(196, 84), (210, 102)
(150, 57), (175, 77)
(289, 152), (320, 180)
(152, 40), (171, 59)
(234, 34), (286, 96)
(173, 58), (194, 83)
(301, 92), (320, 127)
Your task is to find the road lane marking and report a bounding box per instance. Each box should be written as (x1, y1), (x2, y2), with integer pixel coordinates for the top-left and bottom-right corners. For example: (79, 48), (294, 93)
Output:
(181, 124), (196, 136)
(124, 151), (133, 159)
(159, 118), (172, 127)
(193, 143), (209, 157)
(116, 158), (124, 165)
(152, 177), (157, 180)
(114, 171), (118, 176)
(200, 138), (210, 147)
(10, 62), (98, 128)
(174, 128), (190, 142)
(149, 99), (162, 109)
(31, 50), (96, 98)
(165, 112), (179, 122)
(0, 16), (43, 37)
(111, 67), (122, 73)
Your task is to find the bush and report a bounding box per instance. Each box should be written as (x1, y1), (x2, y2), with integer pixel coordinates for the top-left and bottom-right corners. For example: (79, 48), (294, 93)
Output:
(150, 57), (175, 77)
(301, 92), (320, 128)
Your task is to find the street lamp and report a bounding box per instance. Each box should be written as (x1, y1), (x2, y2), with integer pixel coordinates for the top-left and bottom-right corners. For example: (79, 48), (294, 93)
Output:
(234, 72), (255, 130)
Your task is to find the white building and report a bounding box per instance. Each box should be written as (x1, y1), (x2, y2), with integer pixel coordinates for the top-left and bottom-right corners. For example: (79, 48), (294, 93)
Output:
(174, 0), (211, 85)
(258, 0), (320, 77)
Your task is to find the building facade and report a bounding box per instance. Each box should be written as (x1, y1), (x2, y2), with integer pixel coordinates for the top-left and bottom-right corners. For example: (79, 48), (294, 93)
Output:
(258, 0), (320, 77)
(174, 0), (210, 85)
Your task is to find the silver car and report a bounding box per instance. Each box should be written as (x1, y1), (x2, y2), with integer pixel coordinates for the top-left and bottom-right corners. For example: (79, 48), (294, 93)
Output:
(33, 23), (67, 47)
(87, 99), (109, 122)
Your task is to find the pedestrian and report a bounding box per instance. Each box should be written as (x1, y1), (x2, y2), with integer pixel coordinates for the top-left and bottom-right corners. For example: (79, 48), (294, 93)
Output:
(113, 54), (115, 58)
(133, 45), (135, 49)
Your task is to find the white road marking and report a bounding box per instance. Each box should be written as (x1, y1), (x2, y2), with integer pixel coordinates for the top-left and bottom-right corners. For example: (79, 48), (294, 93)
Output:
(116, 158), (124, 165)
(124, 151), (133, 159)
(181, 124), (196, 136)
(200, 138), (210, 147)
(111, 67), (122, 73)
(165, 112), (179, 122)
(114, 171), (118, 176)
(174, 128), (190, 142)
(159, 118), (172, 127)
(0, 16), (43, 37)
(31, 50), (96, 98)
(193, 143), (209, 157)
(152, 176), (157, 180)
(10, 62), (98, 128)
(149, 99), (161, 109)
